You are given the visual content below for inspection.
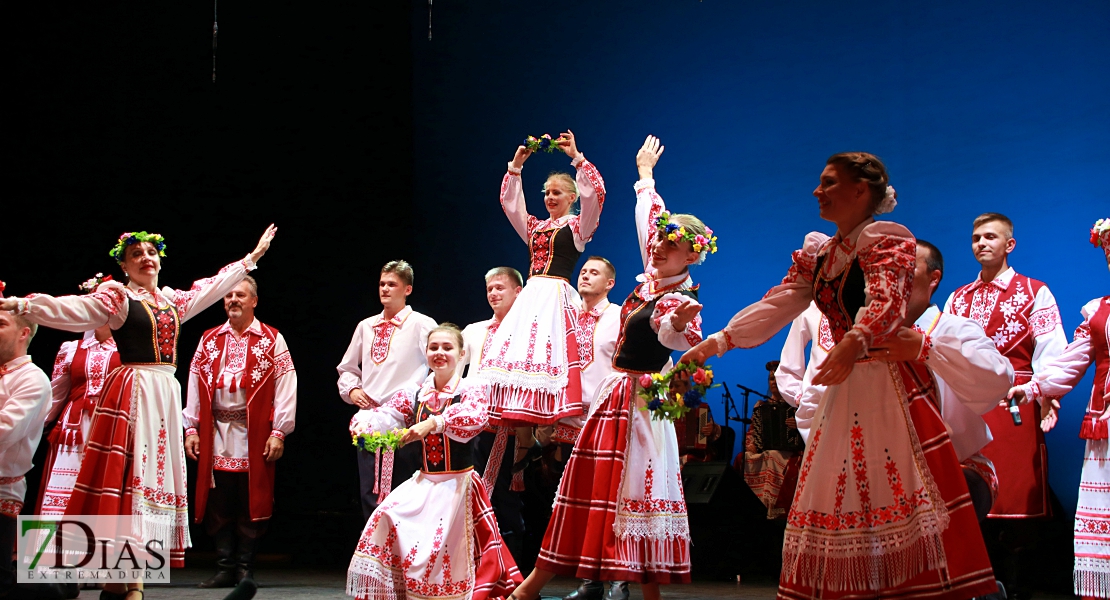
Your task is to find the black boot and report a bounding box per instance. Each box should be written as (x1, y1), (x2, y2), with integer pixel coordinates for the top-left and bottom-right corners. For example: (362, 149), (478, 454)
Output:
(198, 529), (237, 588)
(235, 534), (259, 585)
(562, 579), (603, 600)
(604, 581), (629, 600)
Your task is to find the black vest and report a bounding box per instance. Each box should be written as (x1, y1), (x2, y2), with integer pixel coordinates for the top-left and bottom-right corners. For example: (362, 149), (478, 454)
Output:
(613, 284), (699, 374)
(416, 395), (477, 473)
(529, 224), (581, 282)
(812, 254), (866, 343)
(113, 298), (180, 366)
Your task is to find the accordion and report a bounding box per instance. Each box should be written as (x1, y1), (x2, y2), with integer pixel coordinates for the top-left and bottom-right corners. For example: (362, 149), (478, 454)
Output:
(751, 401), (804, 453)
(674, 406), (709, 453)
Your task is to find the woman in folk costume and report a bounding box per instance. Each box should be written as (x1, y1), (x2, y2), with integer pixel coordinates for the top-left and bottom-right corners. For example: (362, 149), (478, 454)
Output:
(509, 136), (710, 600)
(347, 323), (522, 600)
(477, 131), (606, 477)
(681, 152), (997, 599)
(1009, 218), (1110, 599)
(35, 274), (122, 516)
(0, 225), (277, 600)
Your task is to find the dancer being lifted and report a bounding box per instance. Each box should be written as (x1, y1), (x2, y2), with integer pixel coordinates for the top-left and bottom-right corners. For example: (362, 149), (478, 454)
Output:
(511, 135), (707, 600)
(682, 153), (997, 600)
(477, 131), (606, 481)
(0, 225), (277, 600)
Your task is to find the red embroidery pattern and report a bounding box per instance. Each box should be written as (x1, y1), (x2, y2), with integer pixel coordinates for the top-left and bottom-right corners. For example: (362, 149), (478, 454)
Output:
(1075, 321), (1092, 340)
(1030, 306), (1062, 338)
(214, 456), (249, 472)
(213, 409), (247, 422)
(89, 287), (126, 316)
(370, 320), (397, 365)
(155, 427), (167, 489)
(224, 335), (248, 374)
(424, 433), (445, 467)
(1076, 516), (1110, 535)
(773, 243), (824, 294)
(272, 350), (294, 378)
(551, 423), (580, 444)
(151, 304), (179, 364)
(85, 349), (112, 397)
(129, 476), (189, 508)
(488, 320), (561, 377)
(817, 315), (835, 351)
(270, 429), (285, 440)
(0, 499), (24, 519)
(683, 315), (703, 348)
(620, 461), (687, 516)
(569, 160), (606, 242)
(856, 237), (915, 345)
(171, 272), (221, 320)
(651, 297), (684, 331)
(52, 346), (72, 379)
(576, 311), (599, 368)
(529, 228), (557, 275)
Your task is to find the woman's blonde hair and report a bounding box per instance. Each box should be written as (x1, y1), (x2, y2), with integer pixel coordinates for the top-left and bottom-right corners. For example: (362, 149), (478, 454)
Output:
(427, 322), (464, 349)
(544, 172), (579, 215)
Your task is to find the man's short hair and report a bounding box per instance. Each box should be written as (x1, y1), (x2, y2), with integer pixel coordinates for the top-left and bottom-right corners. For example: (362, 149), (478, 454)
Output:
(239, 275), (258, 297)
(484, 266), (523, 287)
(584, 256), (616, 280)
(382, 260), (414, 287)
(11, 313), (38, 345)
(916, 239), (944, 286)
(972, 212), (1014, 238)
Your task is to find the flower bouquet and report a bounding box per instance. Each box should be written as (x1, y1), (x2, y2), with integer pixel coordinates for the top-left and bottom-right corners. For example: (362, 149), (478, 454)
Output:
(352, 429), (407, 453)
(522, 133), (563, 154)
(637, 362), (718, 422)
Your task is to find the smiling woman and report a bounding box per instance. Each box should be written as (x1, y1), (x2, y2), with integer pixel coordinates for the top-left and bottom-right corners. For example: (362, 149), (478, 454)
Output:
(0, 225), (277, 600)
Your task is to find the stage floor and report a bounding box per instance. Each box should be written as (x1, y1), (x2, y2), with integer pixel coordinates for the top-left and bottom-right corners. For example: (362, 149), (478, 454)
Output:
(130, 567), (1075, 599)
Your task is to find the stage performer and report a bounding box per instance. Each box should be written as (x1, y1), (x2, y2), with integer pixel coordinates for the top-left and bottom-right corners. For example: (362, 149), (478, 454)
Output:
(558, 256), (621, 600)
(1008, 218), (1110, 599)
(477, 130), (606, 479)
(183, 276), (297, 588)
(0, 283), (77, 600)
(458, 267), (527, 561)
(37, 274), (121, 517)
(681, 152), (998, 599)
(509, 135), (707, 600)
(774, 301), (830, 441)
(0, 225), (277, 600)
(339, 260), (437, 521)
(346, 324), (522, 600)
(943, 212), (1067, 597)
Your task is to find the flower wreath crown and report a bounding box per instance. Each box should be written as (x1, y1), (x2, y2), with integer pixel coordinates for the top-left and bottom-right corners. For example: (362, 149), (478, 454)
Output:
(0, 280), (5, 296)
(522, 134), (563, 154)
(78, 273), (113, 294)
(637, 362), (719, 422)
(109, 232), (167, 264)
(352, 429), (407, 453)
(1090, 218), (1110, 249)
(655, 211), (718, 261)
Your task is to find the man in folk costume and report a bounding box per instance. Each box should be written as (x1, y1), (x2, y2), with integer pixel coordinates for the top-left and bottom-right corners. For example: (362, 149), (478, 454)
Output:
(183, 276), (297, 588)
(339, 260), (437, 521)
(37, 273), (121, 517)
(458, 266), (528, 561)
(0, 281), (75, 600)
(559, 256), (622, 600)
(943, 212), (1068, 598)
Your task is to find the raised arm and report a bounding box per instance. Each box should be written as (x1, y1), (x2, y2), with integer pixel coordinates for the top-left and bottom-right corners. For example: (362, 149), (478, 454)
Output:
(560, 132), (606, 250)
(501, 146), (538, 244)
(634, 135), (667, 270)
(168, 257), (255, 324)
(4, 284), (126, 333)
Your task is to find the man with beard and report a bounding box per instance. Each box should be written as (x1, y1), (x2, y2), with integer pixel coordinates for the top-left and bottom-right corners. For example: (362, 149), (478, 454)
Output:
(184, 276), (298, 588)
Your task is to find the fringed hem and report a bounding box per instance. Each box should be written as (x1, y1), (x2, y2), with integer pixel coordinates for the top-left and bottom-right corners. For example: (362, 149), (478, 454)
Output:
(612, 516), (690, 540)
(781, 524), (946, 592)
(485, 384), (580, 426)
(348, 555), (406, 600)
(612, 534), (691, 575)
(133, 500), (192, 552)
(1075, 559), (1110, 598)
(480, 369), (568, 396)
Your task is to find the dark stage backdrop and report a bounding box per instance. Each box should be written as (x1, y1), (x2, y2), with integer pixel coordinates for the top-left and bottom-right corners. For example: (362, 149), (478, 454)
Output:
(406, 0), (1108, 521)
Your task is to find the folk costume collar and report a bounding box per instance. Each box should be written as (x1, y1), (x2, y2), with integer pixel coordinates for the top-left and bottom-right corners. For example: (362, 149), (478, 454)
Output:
(375, 305), (413, 329)
(80, 332), (117, 351)
(420, 373), (461, 411)
(969, 266), (1016, 293)
(216, 318), (264, 339)
(635, 271), (695, 302)
(583, 298), (612, 319)
(0, 356), (33, 377)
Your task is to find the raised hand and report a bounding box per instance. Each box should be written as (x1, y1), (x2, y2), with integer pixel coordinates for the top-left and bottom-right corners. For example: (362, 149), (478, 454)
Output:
(249, 224), (279, 263)
(401, 419), (437, 446)
(556, 130), (580, 158)
(636, 135), (665, 179)
(511, 145), (533, 170)
(671, 299), (703, 332)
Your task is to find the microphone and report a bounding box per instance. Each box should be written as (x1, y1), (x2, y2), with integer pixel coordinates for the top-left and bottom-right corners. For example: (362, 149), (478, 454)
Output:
(1008, 397), (1022, 426)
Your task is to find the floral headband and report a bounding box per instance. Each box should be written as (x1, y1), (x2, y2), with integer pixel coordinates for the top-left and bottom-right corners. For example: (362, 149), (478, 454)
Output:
(0, 280), (5, 298)
(655, 211), (718, 262)
(109, 232), (166, 264)
(79, 273), (113, 294)
(522, 133), (563, 154)
(1090, 218), (1110, 250)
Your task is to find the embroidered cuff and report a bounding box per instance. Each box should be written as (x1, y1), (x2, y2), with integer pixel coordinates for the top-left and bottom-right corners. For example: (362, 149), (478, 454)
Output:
(633, 178), (656, 192)
(14, 298), (30, 316)
(241, 255), (257, 271)
(912, 327), (932, 363)
(506, 162), (522, 176)
(845, 328), (872, 358)
(571, 154), (586, 167)
(1025, 381), (1042, 401)
(270, 429), (286, 441)
(710, 331), (732, 356)
(184, 427), (198, 437)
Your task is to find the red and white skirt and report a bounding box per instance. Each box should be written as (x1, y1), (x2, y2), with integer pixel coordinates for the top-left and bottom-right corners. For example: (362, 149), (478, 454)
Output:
(536, 373), (691, 584)
(37, 403), (94, 516)
(347, 469), (521, 600)
(64, 364), (191, 568)
(1075, 438), (1110, 598)
(477, 276), (582, 426)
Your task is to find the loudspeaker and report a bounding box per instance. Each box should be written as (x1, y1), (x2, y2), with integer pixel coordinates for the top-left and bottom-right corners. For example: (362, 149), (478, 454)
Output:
(681, 461), (729, 504)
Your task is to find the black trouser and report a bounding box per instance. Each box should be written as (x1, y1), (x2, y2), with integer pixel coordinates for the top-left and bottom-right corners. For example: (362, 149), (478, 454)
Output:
(1, 513), (74, 599)
(206, 471), (268, 541)
(963, 466), (994, 524)
(357, 443), (422, 522)
(474, 429), (525, 561)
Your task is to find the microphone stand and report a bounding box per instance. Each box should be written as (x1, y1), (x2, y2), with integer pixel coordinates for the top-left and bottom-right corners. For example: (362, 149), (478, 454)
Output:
(722, 382), (770, 453)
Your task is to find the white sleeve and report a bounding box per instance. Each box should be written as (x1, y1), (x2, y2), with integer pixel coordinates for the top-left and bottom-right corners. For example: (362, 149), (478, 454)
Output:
(927, 316), (1014, 416)
(165, 257), (256, 324)
(0, 371), (50, 452)
(793, 384), (825, 446)
(46, 341), (79, 423)
(22, 283), (128, 332)
(1029, 285), (1068, 376)
(570, 156), (606, 250)
(775, 311), (814, 408)
(271, 333), (297, 436)
(499, 168), (533, 244)
(182, 337), (206, 432)
(337, 323), (365, 404)
(942, 291), (956, 314)
(651, 292), (703, 351)
(1021, 298), (1100, 402)
(634, 179), (665, 270)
